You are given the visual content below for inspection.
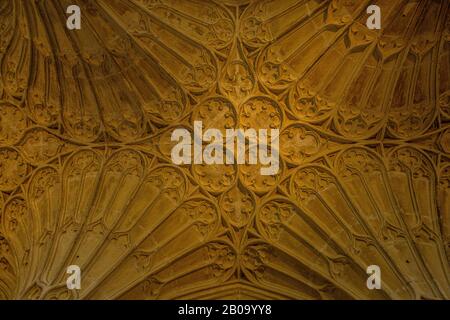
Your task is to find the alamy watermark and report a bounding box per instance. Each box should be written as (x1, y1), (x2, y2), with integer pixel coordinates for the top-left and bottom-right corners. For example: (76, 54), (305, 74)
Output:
(366, 265), (381, 290)
(66, 265), (81, 290)
(171, 121), (280, 176)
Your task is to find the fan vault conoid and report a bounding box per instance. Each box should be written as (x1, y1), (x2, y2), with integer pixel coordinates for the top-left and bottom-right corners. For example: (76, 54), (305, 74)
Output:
(0, 0), (449, 300)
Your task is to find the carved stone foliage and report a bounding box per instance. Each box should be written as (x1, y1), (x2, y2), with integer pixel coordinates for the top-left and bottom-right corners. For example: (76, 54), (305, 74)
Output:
(0, 0), (449, 300)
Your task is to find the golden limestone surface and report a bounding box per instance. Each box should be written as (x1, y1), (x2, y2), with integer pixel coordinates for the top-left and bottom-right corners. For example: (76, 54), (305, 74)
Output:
(0, 0), (449, 299)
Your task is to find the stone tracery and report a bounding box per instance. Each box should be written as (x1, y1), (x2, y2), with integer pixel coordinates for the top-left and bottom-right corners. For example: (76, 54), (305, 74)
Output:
(0, 0), (449, 299)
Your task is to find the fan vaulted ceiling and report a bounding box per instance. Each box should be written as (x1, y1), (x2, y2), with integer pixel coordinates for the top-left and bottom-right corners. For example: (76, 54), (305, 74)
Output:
(0, 0), (449, 299)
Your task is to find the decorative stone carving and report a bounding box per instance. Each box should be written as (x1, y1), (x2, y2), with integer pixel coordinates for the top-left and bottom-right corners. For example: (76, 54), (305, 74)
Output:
(0, 0), (448, 300)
